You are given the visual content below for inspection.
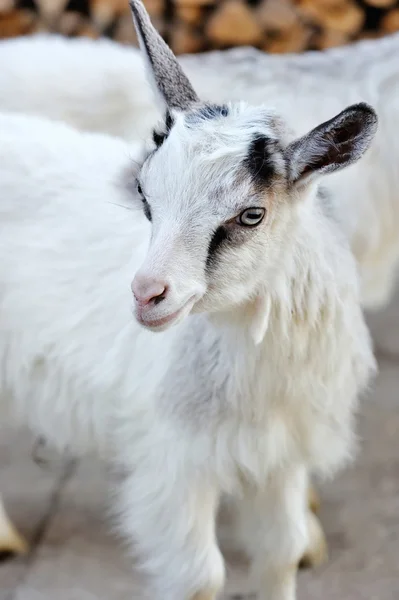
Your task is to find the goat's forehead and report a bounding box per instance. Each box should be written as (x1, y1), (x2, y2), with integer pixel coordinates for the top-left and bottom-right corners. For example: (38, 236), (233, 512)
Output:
(142, 102), (287, 201)
(184, 102), (281, 131)
(181, 103), (284, 150)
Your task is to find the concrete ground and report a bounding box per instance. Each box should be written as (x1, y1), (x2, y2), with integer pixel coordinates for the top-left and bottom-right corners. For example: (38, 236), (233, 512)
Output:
(1, 291), (399, 600)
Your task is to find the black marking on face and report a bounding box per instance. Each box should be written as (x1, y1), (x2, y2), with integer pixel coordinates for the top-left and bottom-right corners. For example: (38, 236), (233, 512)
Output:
(185, 104), (229, 127)
(244, 135), (280, 185)
(206, 226), (228, 269)
(137, 182), (152, 222)
(152, 130), (165, 147)
(142, 199), (152, 222)
(152, 110), (175, 149)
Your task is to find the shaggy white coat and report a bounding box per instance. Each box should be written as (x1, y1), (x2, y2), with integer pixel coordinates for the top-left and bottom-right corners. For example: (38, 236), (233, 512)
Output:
(0, 6), (389, 599)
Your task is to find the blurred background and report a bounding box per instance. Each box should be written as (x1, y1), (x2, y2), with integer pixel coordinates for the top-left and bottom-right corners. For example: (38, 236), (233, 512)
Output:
(1, 0), (399, 54)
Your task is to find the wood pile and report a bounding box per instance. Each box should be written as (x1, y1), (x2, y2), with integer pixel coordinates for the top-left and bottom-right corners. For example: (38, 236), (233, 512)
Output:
(0, 0), (399, 54)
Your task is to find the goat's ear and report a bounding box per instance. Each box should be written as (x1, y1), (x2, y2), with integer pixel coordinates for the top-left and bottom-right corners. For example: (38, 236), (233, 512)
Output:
(129, 0), (198, 111)
(285, 103), (378, 188)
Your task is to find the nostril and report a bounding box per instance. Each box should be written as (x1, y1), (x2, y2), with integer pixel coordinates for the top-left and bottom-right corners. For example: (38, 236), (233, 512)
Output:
(132, 278), (169, 306)
(147, 283), (167, 305)
(152, 289), (167, 305)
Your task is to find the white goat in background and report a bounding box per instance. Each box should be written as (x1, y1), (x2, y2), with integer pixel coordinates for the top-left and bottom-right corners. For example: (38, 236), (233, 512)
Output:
(0, 1), (379, 597)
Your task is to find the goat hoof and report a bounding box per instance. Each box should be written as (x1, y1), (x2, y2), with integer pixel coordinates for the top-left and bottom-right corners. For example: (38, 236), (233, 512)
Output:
(0, 504), (29, 561)
(299, 512), (328, 570)
(0, 530), (29, 560)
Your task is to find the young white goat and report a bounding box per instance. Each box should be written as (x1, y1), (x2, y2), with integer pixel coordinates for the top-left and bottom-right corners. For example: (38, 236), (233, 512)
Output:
(0, 2), (378, 598)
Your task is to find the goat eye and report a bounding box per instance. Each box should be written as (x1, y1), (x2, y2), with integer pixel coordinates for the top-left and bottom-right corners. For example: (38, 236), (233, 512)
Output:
(237, 207), (265, 227)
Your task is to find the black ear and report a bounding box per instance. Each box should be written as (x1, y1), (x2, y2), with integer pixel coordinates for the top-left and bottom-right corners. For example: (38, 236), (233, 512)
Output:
(129, 0), (199, 111)
(285, 103), (378, 186)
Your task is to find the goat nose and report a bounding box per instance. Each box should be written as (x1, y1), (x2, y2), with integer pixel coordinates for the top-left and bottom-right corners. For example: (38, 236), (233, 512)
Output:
(131, 276), (168, 306)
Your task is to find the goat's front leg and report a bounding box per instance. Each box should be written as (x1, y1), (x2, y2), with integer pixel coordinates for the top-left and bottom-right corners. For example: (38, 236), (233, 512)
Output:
(237, 466), (309, 600)
(118, 451), (224, 600)
(0, 494), (28, 558)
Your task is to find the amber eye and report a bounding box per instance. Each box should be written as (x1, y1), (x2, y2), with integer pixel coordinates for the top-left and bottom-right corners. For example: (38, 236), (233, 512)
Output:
(237, 207), (265, 227)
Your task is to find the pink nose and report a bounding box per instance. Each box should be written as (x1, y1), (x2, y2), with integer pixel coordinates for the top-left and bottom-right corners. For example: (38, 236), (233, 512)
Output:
(131, 275), (168, 306)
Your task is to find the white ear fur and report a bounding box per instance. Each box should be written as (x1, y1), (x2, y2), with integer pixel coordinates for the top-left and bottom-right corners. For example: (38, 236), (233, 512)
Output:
(250, 293), (272, 345)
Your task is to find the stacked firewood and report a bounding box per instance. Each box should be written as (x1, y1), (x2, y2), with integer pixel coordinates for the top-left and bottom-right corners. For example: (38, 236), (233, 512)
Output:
(0, 0), (399, 54)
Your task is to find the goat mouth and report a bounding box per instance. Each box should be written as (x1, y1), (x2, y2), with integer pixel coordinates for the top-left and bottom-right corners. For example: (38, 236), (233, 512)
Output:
(137, 296), (197, 331)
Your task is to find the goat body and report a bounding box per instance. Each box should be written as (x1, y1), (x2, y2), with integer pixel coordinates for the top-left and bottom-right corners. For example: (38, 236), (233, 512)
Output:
(0, 109), (373, 599)
(0, 3), (381, 599)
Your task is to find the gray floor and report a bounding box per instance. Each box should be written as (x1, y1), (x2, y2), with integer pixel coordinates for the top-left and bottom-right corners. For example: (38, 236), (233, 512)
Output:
(1, 291), (399, 600)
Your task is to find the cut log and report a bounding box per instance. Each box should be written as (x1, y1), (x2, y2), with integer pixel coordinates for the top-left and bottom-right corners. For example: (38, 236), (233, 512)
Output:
(143, 0), (164, 18)
(264, 22), (312, 53)
(176, 5), (203, 26)
(59, 11), (85, 36)
(59, 12), (99, 38)
(0, 9), (36, 38)
(92, 0), (162, 30)
(381, 9), (399, 33)
(77, 22), (100, 39)
(174, 0), (215, 5)
(299, 0), (364, 35)
(91, 0), (124, 28)
(114, 12), (166, 45)
(114, 12), (139, 45)
(0, 0), (18, 12)
(170, 20), (204, 54)
(207, 0), (263, 46)
(311, 0), (353, 6)
(358, 31), (384, 40)
(34, 0), (68, 22)
(314, 28), (349, 49)
(256, 0), (298, 32)
(363, 0), (396, 8)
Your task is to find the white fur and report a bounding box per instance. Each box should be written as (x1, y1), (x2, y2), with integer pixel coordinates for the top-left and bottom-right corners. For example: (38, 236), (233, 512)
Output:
(0, 16), (384, 600)
(0, 100), (375, 598)
(0, 35), (156, 142)
(1, 32), (398, 309)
